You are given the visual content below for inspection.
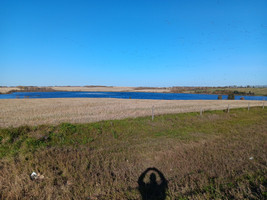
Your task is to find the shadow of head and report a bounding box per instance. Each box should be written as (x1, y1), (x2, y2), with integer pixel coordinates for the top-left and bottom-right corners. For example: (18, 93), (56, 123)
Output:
(138, 167), (168, 200)
(150, 173), (156, 183)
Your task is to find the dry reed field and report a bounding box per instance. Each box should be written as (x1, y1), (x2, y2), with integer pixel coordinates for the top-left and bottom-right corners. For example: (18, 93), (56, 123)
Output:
(0, 87), (21, 94)
(0, 86), (171, 94)
(51, 86), (171, 93)
(0, 98), (264, 127)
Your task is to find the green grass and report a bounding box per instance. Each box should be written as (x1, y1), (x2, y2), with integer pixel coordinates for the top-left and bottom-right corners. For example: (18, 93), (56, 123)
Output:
(0, 107), (266, 199)
(0, 107), (265, 158)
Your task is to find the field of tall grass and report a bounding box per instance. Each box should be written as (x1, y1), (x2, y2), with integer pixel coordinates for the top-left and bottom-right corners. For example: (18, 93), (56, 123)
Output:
(0, 98), (265, 127)
(0, 107), (266, 199)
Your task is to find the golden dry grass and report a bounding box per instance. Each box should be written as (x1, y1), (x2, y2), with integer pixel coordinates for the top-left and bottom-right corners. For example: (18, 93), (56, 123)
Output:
(51, 86), (171, 93)
(0, 87), (21, 94)
(51, 86), (267, 95)
(0, 98), (264, 127)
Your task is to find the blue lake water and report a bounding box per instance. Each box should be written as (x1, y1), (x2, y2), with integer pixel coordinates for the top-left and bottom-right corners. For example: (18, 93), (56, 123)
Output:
(0, 91), (265, 100)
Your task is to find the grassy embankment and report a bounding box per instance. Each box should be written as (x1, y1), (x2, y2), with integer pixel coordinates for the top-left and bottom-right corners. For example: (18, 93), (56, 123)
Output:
(0, 107), (266, 199)
(170, 87), (267, 96)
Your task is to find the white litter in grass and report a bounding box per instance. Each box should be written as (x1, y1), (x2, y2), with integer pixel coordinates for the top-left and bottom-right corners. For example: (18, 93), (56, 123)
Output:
(30, 172), (38, 180)
(30, 172), (44, 180)
(249, 157), (254, 160)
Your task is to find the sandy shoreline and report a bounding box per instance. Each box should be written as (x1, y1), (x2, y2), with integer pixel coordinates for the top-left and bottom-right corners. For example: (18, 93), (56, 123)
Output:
(0, 98), (264, 127)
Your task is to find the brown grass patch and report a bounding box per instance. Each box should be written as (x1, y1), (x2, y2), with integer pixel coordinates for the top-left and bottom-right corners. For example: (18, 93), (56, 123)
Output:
(0, 108), (266, 199)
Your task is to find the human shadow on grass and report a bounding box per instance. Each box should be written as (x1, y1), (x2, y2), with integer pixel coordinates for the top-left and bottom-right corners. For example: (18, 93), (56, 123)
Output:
(138, 167), (168, 200)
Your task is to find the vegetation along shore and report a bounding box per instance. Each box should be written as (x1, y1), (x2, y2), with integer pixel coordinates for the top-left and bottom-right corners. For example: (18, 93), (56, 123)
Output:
(1, 86), (267, 96)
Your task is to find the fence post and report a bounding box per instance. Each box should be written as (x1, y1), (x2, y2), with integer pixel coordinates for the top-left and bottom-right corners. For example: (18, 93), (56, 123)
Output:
(200, 108), (202, 116)
(263, 101), (265, 109)
(227, 104), (230, 113)
(248, 103), (250, 111)
(152, 106), (154, 121)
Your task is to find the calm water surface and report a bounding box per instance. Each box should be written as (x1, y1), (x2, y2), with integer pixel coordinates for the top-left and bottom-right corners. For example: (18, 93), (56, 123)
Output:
(0, 91), (265, 100)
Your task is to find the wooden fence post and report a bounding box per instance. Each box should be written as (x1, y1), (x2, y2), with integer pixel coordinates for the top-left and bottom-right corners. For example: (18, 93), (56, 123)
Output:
(248, 103), (250, 111)
(227, 104), (230, 113)
(152, 106), (154, 121)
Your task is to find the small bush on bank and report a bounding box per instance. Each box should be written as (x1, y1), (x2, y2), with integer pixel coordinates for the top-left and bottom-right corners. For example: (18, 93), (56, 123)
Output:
(227, 94), (235, 100)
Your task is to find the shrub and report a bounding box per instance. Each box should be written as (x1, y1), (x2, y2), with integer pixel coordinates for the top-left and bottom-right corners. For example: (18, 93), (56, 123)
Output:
(218, 95), (222, 100)
(227, 94), (235, 100)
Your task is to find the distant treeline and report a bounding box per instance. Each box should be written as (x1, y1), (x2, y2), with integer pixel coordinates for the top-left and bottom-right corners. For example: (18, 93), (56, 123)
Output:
(5, 86), (56, 94)
(170, 87), (256, 96)
(194, 89), (255, 96)
(84, 85), (113, 88)
(134, 87), (168, 90)
(213, 90), (255, 96)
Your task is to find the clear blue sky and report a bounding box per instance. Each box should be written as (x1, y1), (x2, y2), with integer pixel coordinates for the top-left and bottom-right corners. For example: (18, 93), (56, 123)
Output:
(1, 0), (266, 87)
